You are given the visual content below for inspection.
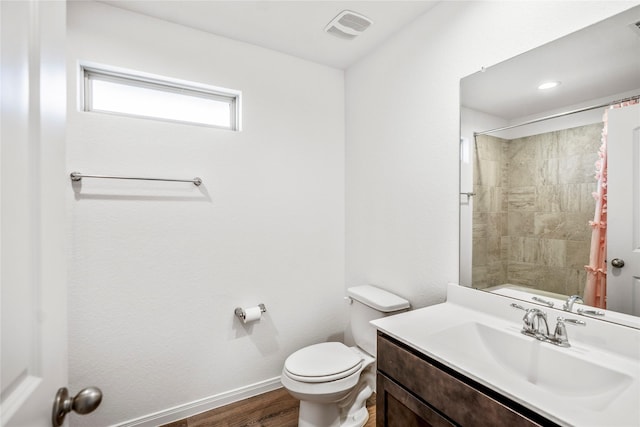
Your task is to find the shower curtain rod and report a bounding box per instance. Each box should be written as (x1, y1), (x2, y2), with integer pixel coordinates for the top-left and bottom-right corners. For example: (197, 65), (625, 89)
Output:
(474, 94), (640, 136)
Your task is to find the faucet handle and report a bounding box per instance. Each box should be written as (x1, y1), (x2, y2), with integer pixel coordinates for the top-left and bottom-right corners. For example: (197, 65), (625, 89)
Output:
(562, 295), (584, 312)
(553, 317), (586, 347)
(562, 318), (586, 326)
(577, 308), (605, 317)
(510, 303), (534, 324)
(532, 296), (555, 307)
(510, 303), (549, 336)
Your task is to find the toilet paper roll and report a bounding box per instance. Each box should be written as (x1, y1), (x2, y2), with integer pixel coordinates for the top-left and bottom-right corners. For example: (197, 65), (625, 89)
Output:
(242, 306), (262, 323)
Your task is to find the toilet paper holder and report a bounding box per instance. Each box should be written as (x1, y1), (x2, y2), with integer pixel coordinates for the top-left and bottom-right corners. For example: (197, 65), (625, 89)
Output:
(234, 304), (267, 321)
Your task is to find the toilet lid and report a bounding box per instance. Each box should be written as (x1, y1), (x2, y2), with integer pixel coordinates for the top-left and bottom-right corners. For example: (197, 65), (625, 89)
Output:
(284, 342), (363, 383)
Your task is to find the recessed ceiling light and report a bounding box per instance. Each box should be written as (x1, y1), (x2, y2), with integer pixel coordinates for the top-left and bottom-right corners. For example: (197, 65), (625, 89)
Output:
(538, 81), (561, 90)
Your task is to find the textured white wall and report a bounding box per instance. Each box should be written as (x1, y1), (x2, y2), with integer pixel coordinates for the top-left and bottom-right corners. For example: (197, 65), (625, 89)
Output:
(345, 1), (637, 308)
(66, 2), (345, 425)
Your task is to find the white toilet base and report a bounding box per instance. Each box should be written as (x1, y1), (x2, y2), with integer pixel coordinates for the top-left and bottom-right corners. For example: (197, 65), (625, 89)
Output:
(339, 375), (373, 427)
(297, 400), (370, 427)
(294, 365), (374, 427)
(298, 401), (340, 427)
(340, 405), (369, 427)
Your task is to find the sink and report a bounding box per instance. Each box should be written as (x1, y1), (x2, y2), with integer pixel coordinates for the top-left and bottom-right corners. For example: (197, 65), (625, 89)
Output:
(422, 322), (633, 410)
(372, 284), (640, 426)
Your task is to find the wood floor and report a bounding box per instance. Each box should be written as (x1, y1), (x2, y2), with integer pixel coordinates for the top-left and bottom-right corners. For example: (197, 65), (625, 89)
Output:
(160, 387), (376, 427)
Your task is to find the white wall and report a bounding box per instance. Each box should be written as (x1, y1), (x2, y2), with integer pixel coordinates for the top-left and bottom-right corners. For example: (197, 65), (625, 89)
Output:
(66, 2), (345, 425)
(345, 1), (637, 308)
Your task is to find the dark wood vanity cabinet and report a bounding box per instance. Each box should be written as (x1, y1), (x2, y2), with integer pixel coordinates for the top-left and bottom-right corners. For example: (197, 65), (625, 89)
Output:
(376, 332), (558, 427)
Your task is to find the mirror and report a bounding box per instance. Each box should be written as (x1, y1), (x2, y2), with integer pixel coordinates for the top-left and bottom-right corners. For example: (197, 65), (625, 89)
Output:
(460, 6), (640, 327)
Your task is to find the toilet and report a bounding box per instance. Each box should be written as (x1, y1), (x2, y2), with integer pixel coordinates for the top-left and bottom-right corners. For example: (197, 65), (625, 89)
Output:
(281, 285), (410, 427)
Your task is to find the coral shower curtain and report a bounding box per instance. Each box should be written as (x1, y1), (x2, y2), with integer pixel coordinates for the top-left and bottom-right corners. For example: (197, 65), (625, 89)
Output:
(584, 99), (639, 308)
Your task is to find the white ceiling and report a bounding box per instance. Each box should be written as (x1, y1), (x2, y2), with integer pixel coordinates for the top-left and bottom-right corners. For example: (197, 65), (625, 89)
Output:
(98, 1), (640, 120)
(100, 0), (440, 69)
(461, 5), (640, 121)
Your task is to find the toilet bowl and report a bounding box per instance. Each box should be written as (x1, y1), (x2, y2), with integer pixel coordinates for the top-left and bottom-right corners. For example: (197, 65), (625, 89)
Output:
(281, 285), (410, 427)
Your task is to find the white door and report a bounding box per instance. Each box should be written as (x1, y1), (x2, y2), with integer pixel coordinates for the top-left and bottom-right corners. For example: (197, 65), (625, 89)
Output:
(1, 1), (69, 425)
(607, 103), (640, 315)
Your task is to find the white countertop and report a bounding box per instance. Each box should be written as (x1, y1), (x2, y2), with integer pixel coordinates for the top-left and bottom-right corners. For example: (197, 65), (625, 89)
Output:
(372, 284), (640, 427)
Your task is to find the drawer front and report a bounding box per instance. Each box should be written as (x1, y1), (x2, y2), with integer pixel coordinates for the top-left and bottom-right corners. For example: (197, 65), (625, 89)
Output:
(377, 334), (544, 427)
(377, 372), (455, 427)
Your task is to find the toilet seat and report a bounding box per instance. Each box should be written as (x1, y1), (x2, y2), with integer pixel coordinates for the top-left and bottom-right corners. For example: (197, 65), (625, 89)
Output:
(284, 342), (363, 383)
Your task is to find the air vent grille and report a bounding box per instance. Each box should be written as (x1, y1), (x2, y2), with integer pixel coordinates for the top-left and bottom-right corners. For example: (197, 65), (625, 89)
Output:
(338, 13), (372, 32)
(325, 10), (373, 40)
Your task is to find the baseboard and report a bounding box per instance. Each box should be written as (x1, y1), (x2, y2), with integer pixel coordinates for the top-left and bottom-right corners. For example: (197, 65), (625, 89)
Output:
(112, 377), (283, 427)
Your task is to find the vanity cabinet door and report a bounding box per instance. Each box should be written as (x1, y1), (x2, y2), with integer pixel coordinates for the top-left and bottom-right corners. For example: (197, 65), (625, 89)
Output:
(377, 373), (455, 427)
(377, 333), (550, 427)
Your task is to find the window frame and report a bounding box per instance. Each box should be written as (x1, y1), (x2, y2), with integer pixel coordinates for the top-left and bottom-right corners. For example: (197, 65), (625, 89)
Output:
(80, 63), (241, 131)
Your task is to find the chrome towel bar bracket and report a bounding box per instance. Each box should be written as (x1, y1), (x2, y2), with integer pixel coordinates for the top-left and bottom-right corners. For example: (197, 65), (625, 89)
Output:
(70, 172), (202, 186)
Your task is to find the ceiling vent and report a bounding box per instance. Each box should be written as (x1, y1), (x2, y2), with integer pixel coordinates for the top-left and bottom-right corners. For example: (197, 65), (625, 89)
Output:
(324, 10), (373, 40)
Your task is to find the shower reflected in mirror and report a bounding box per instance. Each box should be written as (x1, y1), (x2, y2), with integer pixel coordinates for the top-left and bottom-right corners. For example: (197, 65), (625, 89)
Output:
(459, 5), (640, 326)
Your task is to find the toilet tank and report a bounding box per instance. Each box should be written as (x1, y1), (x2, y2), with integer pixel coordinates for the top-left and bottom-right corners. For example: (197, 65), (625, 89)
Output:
(347, 285), (410, 356)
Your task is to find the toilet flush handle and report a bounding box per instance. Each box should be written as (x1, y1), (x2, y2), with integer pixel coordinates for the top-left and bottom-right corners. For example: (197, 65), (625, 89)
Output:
(344, 297), (353, 305)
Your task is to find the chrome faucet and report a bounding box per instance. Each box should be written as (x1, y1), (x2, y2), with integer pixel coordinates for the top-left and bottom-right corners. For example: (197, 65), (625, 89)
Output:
(522, 308), (550, 340)
(510, 303), (586, 347)
(552, 317), (586, 347)
(563, 295), (584, 312)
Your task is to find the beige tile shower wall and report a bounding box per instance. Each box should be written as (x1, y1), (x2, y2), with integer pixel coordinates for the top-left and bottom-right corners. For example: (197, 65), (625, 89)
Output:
(474, 123), (602, 295)
(472, 135), (508, 288)
(507, 124), (601, 295)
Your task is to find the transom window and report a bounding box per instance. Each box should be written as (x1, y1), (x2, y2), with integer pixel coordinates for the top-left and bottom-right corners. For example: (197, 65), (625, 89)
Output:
(81, 65), (240, 130)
